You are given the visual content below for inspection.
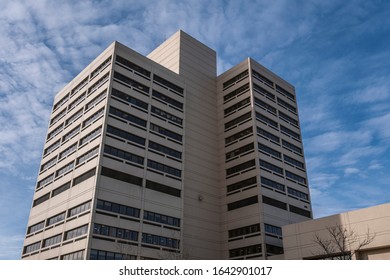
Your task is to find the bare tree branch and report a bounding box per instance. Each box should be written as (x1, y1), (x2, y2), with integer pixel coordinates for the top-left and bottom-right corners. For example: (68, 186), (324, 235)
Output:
(312, 224), (375, 260)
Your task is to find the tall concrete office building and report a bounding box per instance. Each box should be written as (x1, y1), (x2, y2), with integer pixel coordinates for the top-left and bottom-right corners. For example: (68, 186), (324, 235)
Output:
(22, 30), (312, 260)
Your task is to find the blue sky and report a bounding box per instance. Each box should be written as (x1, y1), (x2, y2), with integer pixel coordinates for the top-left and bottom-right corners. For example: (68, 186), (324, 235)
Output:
(0, 0), (389, 260)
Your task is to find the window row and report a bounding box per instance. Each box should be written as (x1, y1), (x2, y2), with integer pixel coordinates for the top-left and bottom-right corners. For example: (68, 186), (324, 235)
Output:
(108, 107), (183, 144)
(47, 123), (63, 140)
(79, 126), (102, 146)
(229, 244), (262, 258)
(227, 176), (257, 194)
(152, 90), (183, 111)
(58, 142), (78, 160)
(42, 125), (101, 168)
(257, 126), (303, 155)
(226, 159), (256, 177)
(261, 176), (285, 192)
(77, 146), (99, 165)
(24, 224), (88, 254)
(266, 244), (284, 255)
(53, 65), (109, 114)
(153, 74), (184, 96)
(56, 161), (74, 177)
(151, 106), (182, 126)
(90, 249), (136, 260)
(50, 108), (66, 126)
(225, 111), (252, 131)
(114, 71), (150, 94)
(283, 154), (304, 169)
(144, 210), (180, 228)
(142, 233), (180, 249)
(253, 82), (275, 100)
(72, 77), (89, 96)
(252, 70), (295, 103)
(223, 83), (250, 103)
(111, 87), (148, 110)
(262, 195), (311, 217)
(53, 93), (70, 112)
(84, 107), (106, 128)
(285, 170), (307, 184)
(226, 174), (309, 203)
(227, 195), (258, 211)
(225, 142), (254, 162)
(88, 73), (109, 95)
(61, 250), (85, 260)
(39, 145), (99, 188)
(115, 56), (184, 97)
(260, 159), (283, 175)
(276, 84), (295, 101)
(65, 109), (83, 126)
(256, 122), (279, 142)
(255, 96), (299, 127)
(277, 97), (296, 114)
(147, 159), (181, 178)
(93, 223), (138, 242)
(228, 224), (260, 239)
(28, 201), (92, 235)
(256, 112), (278, 129)
(255, 97), (277, 115)
(65, 224), (89, 240)
(224, 97), (251, 117)
(259, 142), (304, 169)
(116, 55), (151, 78)
(150, 123), (182, 143)
(104, 145), (144, 166)
(252, 70), (273, 89)
(253, 85), (299, 134)
(145, 180), (181, 198)
(62, 125), (81, 142)
(223, 70), (249, 90)
(34, 168), (96, 204)
(148, 141), (182, 160)
(260, 159), (307, 184)
(101, 166), (143, 187)
(68, 92), (86, 111)
(100, 167), (181, 198)
(91, 56), (112, 80)
(280, 125), (300, 140)
(259, 143), (281, 159)
(45, 108), (104, 162)
(279, 111), (298, 126)
(109, 106), (147, 128)
(96, 199), (140, 218)
(262, 195), (287, 210)
(40, 156), (57, 172)
(264, 224), (282, 237)
(225, 127), (253, 146)
(106, 125), (146, 146)
(282, 139), (302, 155)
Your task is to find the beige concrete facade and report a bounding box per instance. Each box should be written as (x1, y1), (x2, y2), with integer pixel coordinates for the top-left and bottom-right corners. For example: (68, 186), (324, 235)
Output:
(22, 30), (312, 260)
(283, 203), (390, 260)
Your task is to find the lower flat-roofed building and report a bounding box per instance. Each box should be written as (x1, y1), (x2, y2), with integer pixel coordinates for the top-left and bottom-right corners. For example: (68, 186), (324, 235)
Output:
(22, 30), (313, 260)
(282, 203), (390, 260)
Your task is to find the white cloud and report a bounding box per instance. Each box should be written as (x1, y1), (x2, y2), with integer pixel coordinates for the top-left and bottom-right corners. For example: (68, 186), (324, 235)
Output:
(364, 113), (390, 141)
(336, 146), (384, 167)
(352, 83), (390, 104)
(0, 234), (24, 260)
(309, 172), (339, 191)
(305, 130), (372, 154)
(368, 161), (383, 170)
(344, 167), (360, 176)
